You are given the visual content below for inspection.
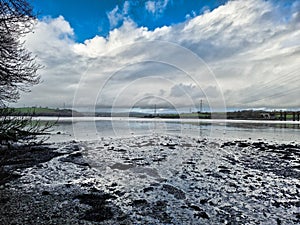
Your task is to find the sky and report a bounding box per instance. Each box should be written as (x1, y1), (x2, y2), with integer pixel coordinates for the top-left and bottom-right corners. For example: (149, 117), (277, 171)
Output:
(29, 0), (228, 43)
(15, 0), (300, 111)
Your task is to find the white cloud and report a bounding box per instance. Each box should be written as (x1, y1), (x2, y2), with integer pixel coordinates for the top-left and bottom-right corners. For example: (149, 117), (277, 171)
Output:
(145, 1), (155, 14)
(21, 16), (84, 108)
(107, 1), (131, 28)
(15, 0), (300, 110)
(107, 5), (121, 28)
(145, 0), (170, 15)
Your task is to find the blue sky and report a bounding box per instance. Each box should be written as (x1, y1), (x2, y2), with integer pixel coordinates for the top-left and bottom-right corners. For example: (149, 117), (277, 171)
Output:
(18, 0), (300, 110)
(30, 0), (229, 42)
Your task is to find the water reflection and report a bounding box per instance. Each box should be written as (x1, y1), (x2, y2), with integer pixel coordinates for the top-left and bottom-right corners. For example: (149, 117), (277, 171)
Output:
(46, 117), (299, 143)
(225, 122), (300, 130)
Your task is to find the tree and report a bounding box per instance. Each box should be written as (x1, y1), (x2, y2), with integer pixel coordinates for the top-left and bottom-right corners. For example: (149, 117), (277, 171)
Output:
(0, 0), (40, 106)
(0, 0), (52, 145)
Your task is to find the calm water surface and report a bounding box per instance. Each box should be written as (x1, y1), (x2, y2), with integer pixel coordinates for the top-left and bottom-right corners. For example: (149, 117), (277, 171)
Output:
(38, 117), (300, 143)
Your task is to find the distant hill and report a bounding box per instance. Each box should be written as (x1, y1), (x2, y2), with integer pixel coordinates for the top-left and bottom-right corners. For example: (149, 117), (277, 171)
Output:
(11, 107), (83, 117)
(143, 110), (300, 121)
(8, 107), (299, 121)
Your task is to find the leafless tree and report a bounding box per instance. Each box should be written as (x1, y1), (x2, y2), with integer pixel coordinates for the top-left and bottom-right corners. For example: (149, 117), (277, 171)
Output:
(0, 0), (41, 106)
(0, 0), (53, 146)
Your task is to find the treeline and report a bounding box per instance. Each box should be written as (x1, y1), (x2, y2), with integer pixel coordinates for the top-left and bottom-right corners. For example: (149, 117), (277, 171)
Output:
(10, 107), (83, 117)
(143, 110), (300, 121)
(227, 110), (300, 121)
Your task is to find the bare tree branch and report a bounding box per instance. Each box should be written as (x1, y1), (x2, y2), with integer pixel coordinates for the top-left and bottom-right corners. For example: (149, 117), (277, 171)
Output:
(0, 0), (53, 145)
(0, 0), (40, 107)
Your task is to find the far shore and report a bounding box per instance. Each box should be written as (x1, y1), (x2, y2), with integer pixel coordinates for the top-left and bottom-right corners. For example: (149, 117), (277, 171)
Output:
(10, 107), (300, 122)
(30, 116), (300, 126)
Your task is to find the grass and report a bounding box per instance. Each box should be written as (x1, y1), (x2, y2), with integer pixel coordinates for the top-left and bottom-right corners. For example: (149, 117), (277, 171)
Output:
(180, 113), (210, 118)
(12, 107), (58, 114)
(9, 107), (75, 117)
(274, 112), (298, 120)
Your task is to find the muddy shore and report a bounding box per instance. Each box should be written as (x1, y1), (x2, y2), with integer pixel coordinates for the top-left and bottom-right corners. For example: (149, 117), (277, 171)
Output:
(0, 135), (299, 224)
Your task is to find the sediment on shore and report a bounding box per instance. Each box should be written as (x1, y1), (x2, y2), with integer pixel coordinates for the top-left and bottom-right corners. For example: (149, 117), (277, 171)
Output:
(0, 136), (299, 224)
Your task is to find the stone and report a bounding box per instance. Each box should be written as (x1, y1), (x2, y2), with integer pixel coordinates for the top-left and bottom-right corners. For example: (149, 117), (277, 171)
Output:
(162, 184), (186, 200)
(42, 191), (50, 196)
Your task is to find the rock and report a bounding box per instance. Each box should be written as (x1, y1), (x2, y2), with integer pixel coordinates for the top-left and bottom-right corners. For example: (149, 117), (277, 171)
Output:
(90, 187), (99, 192)
(131, 157), (145, 161)
(71, 152), (82, 157)
(111, 182), (118, 187)
(195, 211), (209, 219)
(219, 169), (231, 174)
(0, 145), (9, 150)
(162, 184), (186, 200)
(76, 193), (114, 222)
(153, 157), (166, 162)
(180, 174), (187, 179)
(59, 152), (90, 167)
(73, 145), (80, 151)
(281, 154), (294, 160)
(132, 199), (148, 206)
(218, 165), (229, 169)
(152, 200), (172, 223)
(42, 191), (50, 196)
(238, 142), (249, 148)
(276, 218), (281, 225)
(200, 199), (209, 205)
(0, 172), (21, 185)
(110, 163), (134, 170)
(143, 187), (154, 193)
(160, 142), (177, 147)
(273, 201), (281, 208)
(183, 161), (196, 165)
(243, 174), (254, 179)
(113, 148), (127, 152)
(267, 144), (277, 150)
(190, 204), (202, 211)
(0, 196), (9, 204)
(114, 190), (125, 197)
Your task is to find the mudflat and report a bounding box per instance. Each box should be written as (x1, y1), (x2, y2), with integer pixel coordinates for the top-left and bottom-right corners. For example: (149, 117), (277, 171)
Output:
(0, 135), (299, 224)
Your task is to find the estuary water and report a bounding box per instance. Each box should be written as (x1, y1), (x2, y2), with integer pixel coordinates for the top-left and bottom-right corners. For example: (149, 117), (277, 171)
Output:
(39, 117), (300, 143)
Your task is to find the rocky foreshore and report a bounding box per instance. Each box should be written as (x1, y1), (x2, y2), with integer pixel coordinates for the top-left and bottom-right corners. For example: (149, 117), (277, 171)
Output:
(0, 135), (299, 224)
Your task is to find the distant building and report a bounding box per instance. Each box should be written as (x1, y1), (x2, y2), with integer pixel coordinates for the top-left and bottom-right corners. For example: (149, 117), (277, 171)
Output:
(260, 112), (275, 120)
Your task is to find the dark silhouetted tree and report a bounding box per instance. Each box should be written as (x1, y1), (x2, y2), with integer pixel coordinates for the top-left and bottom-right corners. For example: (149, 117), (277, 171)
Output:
(0, 0), (40, 106)
(0, 0), (53, 145)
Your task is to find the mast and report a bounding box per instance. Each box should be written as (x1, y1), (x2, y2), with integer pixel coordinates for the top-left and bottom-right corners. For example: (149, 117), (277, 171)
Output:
(200, 99), (203, 113)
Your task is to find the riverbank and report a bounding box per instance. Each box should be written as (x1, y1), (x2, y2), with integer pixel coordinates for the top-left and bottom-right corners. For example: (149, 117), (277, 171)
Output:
(0, 135), (299, 224)
(9, 107), (300, 121)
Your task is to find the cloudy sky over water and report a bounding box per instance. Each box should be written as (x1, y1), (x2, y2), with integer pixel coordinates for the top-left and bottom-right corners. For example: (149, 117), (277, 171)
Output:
(15, 0), (300, 111)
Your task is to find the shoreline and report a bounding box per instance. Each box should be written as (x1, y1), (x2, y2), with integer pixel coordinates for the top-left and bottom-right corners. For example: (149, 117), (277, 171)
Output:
(0, 136), (299, 224)
(31, 116), (300, 125)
